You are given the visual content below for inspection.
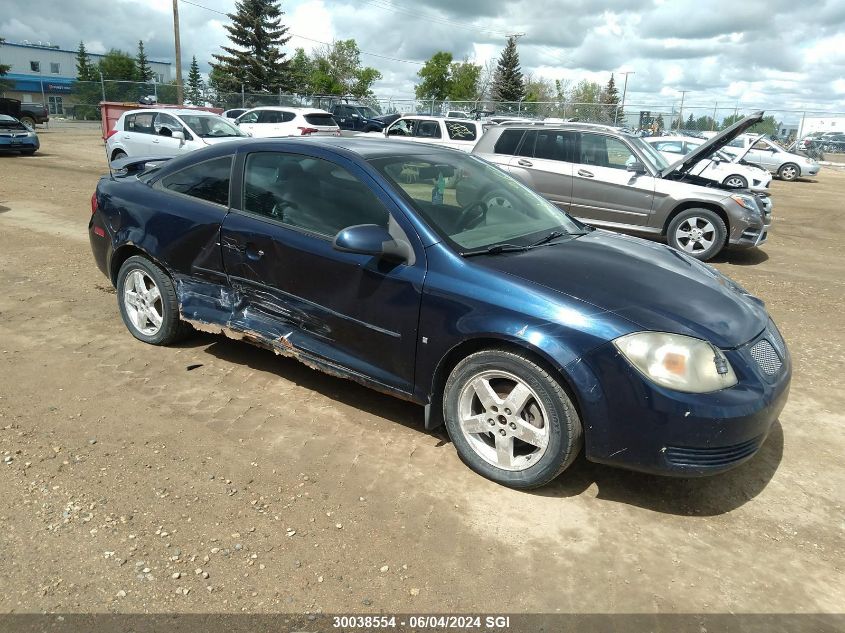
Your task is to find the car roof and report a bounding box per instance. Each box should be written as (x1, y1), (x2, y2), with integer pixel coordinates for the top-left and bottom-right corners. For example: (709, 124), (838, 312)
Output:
(645, 136), (704, 143)
(491, 121), (633, 136)
(120, 108), (223, 117)
(243, 106), (330, 114)
(396, 115), (476, 122)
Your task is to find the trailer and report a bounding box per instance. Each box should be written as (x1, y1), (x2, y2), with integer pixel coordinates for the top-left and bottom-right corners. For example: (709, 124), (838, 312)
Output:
(99, 101), (223, 139)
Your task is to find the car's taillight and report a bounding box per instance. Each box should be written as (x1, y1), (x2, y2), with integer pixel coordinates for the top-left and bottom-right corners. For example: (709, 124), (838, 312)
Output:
(91, 192), (98, 214)
(297, 127), (319, 136)
(105, 129), (118, 140)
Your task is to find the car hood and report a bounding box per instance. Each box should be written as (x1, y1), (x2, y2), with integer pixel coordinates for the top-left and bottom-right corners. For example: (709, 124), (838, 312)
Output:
(662, 112), (764, 176)
(473, 230), (768, 348)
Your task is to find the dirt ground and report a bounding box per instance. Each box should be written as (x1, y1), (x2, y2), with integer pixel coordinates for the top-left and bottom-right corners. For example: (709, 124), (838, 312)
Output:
(0, 122), (842, 621)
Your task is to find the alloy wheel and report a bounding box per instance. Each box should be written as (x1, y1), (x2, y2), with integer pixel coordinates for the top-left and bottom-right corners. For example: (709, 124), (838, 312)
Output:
(123, 269), (164, 336)
(675, 217), (716, 254)
(457, 370), (550, 471)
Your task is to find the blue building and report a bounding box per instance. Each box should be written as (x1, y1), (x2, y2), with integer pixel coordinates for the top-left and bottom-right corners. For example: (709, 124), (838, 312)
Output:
(0, 40), (171, 115)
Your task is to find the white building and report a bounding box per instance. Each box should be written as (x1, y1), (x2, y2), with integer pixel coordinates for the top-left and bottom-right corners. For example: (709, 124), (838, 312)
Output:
(797, 116), (845, 138)
(0, 40), (171, 115)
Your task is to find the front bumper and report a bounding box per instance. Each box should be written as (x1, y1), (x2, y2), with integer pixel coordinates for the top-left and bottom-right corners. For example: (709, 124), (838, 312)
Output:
(803, 164), (820, 176)
(573, 323), (791, 476)
(0, 136), (39, 152)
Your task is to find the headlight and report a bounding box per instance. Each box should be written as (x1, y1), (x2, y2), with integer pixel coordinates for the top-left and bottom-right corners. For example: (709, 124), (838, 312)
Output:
(730, 193), (759, 211)
(614, 332), (738, 393)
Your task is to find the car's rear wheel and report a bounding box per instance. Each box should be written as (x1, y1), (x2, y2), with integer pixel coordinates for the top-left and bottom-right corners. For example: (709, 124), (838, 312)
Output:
(443, 349), (582, 489)
(111, 150), (127, 161)
(19, 116), (36, 128)
(778, 163), (800, 181)
(116, 255), (190, 345)
(667, 208), (727, 261)
(723, 174), (747, 188)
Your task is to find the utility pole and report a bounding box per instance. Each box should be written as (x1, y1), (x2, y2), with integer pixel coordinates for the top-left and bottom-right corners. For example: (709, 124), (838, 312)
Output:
(172, 0), (184, 105)
(677, 90), (689, 131)
(615, 71), (635, 125)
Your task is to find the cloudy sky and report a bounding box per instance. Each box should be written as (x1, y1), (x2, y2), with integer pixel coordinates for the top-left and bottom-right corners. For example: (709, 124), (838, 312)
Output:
(3, 0), (845, 115)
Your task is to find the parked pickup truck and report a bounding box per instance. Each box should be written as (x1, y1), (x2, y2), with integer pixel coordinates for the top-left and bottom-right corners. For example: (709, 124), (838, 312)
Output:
(0, 98), (49, 127)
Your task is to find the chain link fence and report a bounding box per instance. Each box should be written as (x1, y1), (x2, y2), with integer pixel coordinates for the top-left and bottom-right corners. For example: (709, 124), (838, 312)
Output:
(35, 79), (841, 147)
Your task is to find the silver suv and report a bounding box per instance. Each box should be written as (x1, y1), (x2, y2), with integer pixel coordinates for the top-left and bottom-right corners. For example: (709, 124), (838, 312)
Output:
(472, 112), (772, 260)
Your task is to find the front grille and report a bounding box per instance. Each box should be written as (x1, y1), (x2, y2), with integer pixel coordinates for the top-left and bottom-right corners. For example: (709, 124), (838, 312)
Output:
(665, 435), (763, 467)
(751, 339), (783, 375)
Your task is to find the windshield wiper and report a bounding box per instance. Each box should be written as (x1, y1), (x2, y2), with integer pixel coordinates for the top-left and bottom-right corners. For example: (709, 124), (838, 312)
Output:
(527, 230), (566, 247)
(461, 243), (530, 257)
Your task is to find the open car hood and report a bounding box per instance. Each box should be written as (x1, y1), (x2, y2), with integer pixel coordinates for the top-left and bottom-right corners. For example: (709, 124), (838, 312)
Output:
(661, 111), (764, 177)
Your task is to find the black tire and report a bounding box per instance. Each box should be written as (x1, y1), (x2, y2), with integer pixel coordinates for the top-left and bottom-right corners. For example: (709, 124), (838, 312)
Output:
(778, 162), (800, 181)
(19, 116), (36, 128)
(666, 208), (727, 261)
(722, 174), (747, 189)
(443, 349), (582, 489)
(111, 149), (127, 161)
(116, 255), (190, 346)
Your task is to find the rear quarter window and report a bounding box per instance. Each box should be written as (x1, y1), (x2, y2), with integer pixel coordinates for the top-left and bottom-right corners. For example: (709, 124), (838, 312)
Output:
(160, 156), (232, 206)
(493, 129), (525, 155)
(445, 120), (477, 141)
(304, 113), (336, 126)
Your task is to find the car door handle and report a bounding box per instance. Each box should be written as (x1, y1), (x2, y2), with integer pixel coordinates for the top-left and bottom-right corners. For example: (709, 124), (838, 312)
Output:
(517, 159), (533, 167)
(244, 244), (265, 260)
(151, 139), (160, 144)
(578, 169), (594, 178)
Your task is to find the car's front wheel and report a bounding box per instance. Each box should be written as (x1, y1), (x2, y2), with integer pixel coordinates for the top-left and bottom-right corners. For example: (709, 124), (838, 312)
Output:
(723, 174), (748, 188)
(667, 208), (727, 260)
(778, 163), (800, 181)
(117, 255), (190, 345)
(443, 349), (582, 489)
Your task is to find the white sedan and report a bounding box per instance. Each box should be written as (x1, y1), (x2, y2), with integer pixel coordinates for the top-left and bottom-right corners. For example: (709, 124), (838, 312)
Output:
(645, 135), (772, 192)
(235, 107), (340, 138)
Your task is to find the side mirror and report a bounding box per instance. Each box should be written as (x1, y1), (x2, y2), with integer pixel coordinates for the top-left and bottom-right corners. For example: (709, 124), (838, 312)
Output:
(627, 160), (647, 174)
(333, 224), (412, 264)
(172, 130), (185, 141)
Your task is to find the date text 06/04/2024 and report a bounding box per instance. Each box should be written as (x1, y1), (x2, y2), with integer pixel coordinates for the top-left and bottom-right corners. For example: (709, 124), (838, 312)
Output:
(332, 615), (512, 629)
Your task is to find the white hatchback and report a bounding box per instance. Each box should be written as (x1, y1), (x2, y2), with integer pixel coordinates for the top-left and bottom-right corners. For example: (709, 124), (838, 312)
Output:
(106, 109), (247, 161)
(645, 135), (773, 192)
(384, 116), (483, 152)
(235, 107), (340, 138)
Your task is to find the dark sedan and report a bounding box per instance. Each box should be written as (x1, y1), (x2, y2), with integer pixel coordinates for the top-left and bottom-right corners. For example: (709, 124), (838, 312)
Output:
(0, 114), (39, 154)
(88, 138), (790, 488)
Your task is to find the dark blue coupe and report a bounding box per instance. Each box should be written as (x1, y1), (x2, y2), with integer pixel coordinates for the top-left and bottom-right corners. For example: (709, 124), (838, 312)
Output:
(89, 138), (790, 488)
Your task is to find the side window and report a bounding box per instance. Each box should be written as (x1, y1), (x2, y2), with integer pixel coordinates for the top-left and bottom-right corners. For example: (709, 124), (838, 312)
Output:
(154, 113), (181, 136)
(752, 139), (770, 150)
(242, 152), (389, 237)
(125, 112), (155, 134)
(388, 119), (416, 136)
(726, 138), (744, 148)
(160, 156), (232, 206)
(534, 130), (575, 162)
(516, 130), (538, 157)
(239, 111), (259, 124)
(493, 129), (524, 155)
(579, 134), (635, 170)
(416, 121), (442, 138)
(282, 111), (296, 122)
(258, 110), (284, 124)
(445, 120), (477, 141)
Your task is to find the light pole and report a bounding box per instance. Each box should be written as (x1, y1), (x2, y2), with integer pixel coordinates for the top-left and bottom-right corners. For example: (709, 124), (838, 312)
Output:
(172, 0), (184, 105)
(677, 90), (689, 131)
(615, 71), (635, 126)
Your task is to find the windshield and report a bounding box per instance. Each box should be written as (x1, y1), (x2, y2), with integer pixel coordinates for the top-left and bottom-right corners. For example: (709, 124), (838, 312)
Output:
(632, 136), (671, 172)
(354, 106), (379, 118)
(369, 152), (585, 252)
(178, 115), (245, 138)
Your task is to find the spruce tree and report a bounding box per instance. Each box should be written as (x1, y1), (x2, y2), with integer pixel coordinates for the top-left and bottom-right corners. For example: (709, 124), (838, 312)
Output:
(75, 41), (95, 81)
(135, 40), (154, 82)
(210, 0), (292, 92)
(491, 37), (525, 104)
(185, 56), (205, 105)
(601, 73), (620, 122)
